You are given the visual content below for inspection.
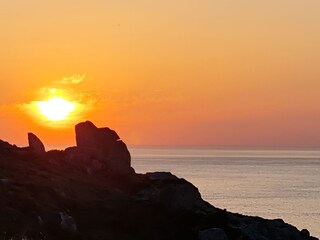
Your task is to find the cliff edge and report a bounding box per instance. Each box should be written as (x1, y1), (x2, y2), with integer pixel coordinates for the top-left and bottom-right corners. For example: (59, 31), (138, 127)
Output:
(0, 121), (317, 240)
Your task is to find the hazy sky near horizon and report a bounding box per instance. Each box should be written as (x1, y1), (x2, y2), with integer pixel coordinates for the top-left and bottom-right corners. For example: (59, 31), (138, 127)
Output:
(1, 0), (320, 148)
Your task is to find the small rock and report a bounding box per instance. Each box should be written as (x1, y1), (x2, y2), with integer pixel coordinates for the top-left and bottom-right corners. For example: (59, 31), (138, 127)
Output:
(60, 212), (77, 233)
(38, 216), (44, 225)
(28, 133), (46, 154)
(301, 229), (310, 238)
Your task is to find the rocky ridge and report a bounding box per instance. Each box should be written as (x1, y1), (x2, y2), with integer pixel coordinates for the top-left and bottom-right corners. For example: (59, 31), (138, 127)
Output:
(0, 121), (318, 240)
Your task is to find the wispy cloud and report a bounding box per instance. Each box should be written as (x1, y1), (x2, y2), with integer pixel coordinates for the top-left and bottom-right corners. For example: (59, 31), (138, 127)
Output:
(56, 74), (86, 85)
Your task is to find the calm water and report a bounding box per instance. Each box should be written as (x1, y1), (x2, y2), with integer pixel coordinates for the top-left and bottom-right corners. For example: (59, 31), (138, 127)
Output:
(130, 147), (320, 237)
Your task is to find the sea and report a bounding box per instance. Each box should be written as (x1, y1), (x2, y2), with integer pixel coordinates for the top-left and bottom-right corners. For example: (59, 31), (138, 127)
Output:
(130, 147), (320, 238)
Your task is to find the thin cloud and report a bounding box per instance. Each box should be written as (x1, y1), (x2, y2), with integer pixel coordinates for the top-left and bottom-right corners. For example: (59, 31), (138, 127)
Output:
(56, 74), (86, 85)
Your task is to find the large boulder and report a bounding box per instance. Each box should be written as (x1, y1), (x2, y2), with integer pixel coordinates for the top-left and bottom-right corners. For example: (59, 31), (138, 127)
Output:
(74, 121), (133, 175)
(28, 133), (46, 154)
(140, 172), (208, 210)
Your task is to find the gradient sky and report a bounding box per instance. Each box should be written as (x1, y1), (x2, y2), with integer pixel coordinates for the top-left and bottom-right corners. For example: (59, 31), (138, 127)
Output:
(1, 0), (320, 148)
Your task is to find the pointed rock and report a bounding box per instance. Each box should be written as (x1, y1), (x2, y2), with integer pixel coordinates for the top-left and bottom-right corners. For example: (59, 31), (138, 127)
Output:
(28, 133), (46, 154)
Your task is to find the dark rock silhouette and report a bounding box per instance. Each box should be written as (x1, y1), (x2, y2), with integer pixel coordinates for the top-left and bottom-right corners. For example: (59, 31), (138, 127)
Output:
(28, 132), (46, 154)
(0, 121), (318, 240)
(73, 121), (133, 175)
(0, 140), (17, 154)
(199, 228), (228, 240)
(142, 172), (205, 210)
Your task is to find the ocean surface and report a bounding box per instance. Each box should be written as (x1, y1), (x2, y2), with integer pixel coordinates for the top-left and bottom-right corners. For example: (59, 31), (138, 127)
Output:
(130, 147), (320, 238)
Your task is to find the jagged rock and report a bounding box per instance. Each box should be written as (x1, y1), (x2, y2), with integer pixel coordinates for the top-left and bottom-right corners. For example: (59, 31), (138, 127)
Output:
(28, 133), (45, 154)
(74, 121), (133, 175)
(199, 228), (228, 240)
(75, 122), (120, 149)
(64, 146), (106, 174)
(0, 122), (317, 240)
(238, 217), (304, 240)
(0, 140), (16, 154)
(0, 140), (12, 149)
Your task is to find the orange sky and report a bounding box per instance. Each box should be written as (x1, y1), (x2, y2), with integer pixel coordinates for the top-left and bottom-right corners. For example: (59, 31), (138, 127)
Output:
(1, 1), (320, 148)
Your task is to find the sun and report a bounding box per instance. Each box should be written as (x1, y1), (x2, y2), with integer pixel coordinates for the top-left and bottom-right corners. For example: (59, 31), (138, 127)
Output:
(36, 97), (76, 121)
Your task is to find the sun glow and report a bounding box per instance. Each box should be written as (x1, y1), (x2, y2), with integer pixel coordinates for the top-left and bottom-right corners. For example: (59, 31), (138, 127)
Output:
(36, 97), (76, 121)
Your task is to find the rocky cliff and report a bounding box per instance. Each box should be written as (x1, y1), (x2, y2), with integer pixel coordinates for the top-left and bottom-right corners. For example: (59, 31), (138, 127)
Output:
(0, 122), (318, 240)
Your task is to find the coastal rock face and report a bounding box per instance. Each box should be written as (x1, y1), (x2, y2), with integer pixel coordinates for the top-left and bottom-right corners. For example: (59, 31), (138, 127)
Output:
(28, 133), (46, 154)
(0, 122), (318, 240)
(74, 121), (133, 175)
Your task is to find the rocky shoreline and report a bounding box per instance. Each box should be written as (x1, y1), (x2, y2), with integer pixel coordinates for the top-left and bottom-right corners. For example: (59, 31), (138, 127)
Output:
(0, 121), (318, 240)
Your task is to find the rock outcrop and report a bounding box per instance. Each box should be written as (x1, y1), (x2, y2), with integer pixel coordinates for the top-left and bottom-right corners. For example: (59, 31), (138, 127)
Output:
(73, 121), (133, 175)
(28, 132), (46, 154)
(0, 122), (318, 240)
(0, 140), (17, 154)
(141, 172), (207, 210)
